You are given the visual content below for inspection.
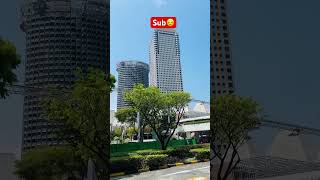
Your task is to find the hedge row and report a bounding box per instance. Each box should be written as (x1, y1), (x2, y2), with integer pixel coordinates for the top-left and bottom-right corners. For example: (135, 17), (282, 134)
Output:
(110, 144), (210, 173)
(145, 155), (168, 170)
(110, 151), (132, 158)
(135, 148), (192, 159)
(135, 149), (165, 156)
(187, 143), (210, 149)
(110, 154), (168, 173)
(134, 147), (211, 162)
(190, 148), (210, 161)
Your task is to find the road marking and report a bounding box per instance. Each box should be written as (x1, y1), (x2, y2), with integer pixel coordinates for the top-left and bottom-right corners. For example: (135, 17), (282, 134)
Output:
(161, 166), (209, 177)
(186, 177), (207, 180)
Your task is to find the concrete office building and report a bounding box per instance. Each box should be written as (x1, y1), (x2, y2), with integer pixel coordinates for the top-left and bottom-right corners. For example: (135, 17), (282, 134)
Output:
(210, 2), (236, 175)
(149, 29), (183, 92)
(116, 61), (149, 109)
(211, 0), (235, 96)
(20, 0), (109, 151)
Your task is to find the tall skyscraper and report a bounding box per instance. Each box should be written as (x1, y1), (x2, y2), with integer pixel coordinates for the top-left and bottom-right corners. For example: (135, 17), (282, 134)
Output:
(210, 0), (235, 96)
(20, 0), (109, 151)
(149, 29), (183, 92)
(116, 61), (149, 109)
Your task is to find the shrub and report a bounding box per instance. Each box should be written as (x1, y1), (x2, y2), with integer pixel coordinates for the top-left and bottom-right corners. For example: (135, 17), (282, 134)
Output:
(110, 155), (146, 173)
(130, 155), (148, 170)
(111, 154), (169, 172)
(190, 148), (210, 161)
(165, 146), (193, 159)
(166, 156), (180, 164)
(135, 149), (166, 156)
(110, 144), (210, 173)
(110, 157), (130, 173)
(184, 143), (210, 150)
(145, 155), (168, 170)
(193, 143), (210, 149)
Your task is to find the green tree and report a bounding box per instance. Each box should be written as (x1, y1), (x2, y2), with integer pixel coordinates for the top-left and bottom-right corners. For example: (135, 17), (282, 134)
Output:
(115, 108), (138, 130)
(126, 127), (137, 140)
(44, 68), (115, 179)
(111, 127), (122, 140)
(115, 108), (145, 142)
(0, 37), (21, 98)
(15, 146), (86, 180)
(125, 84), (191, 150)
(210, 95), (263, 180)
(144, 125), (153, 133)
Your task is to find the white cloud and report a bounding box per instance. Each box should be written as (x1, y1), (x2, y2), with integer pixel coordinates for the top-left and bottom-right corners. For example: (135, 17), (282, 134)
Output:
(152, 0), (168, 8)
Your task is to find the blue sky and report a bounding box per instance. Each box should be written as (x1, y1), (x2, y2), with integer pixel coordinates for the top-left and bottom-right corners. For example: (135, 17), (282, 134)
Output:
(110, 0), (210, 110)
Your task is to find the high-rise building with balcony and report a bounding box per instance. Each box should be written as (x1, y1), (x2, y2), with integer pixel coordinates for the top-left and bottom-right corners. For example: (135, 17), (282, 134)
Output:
(116, 61), (149, 109)
(149, 29), (183, 92)
(211, 0), (235, 96)
(20, 0), (109, 151)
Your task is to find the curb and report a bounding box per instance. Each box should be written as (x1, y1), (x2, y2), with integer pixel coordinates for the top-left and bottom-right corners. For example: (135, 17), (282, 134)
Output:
(191, 160), (199, 164)
(110, 159), (209, 177)
(138, 168), (149, 173)
(175, 162), (184, 166)
(110, 172), (125, 177)
(159, 165), (168, 169)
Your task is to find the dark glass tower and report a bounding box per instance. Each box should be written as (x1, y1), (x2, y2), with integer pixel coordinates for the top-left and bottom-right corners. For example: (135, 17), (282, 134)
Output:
(116, 61), (149, 110)
(20, 0), (109, 151)
(149, 29), (183, 93)
(210, 0), (235, 96)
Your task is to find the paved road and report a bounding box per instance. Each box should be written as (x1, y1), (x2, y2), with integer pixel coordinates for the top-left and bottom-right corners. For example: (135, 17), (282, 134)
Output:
(111, 162), (209, 180)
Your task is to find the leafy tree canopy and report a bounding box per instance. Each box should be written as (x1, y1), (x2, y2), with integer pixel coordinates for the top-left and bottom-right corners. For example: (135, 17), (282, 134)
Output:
(210, 94), (263, 180)
(44, 68), (115, 178)
(125, 84), (191, 150)
(115, 108), (138, 125)
(15, 146), (86, 180)
(0, 37), (21, 98)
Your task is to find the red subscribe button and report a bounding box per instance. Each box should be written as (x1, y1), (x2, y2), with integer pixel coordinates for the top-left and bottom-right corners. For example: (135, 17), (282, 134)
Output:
(151, 17), (176, 28)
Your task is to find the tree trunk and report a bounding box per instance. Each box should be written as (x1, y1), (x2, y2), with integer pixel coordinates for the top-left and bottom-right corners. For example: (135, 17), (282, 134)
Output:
(137, 112), (144, 143)
(157, 137), (166, 150)
(139, 127), (144, 143)
(161, 142), (166, 150)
